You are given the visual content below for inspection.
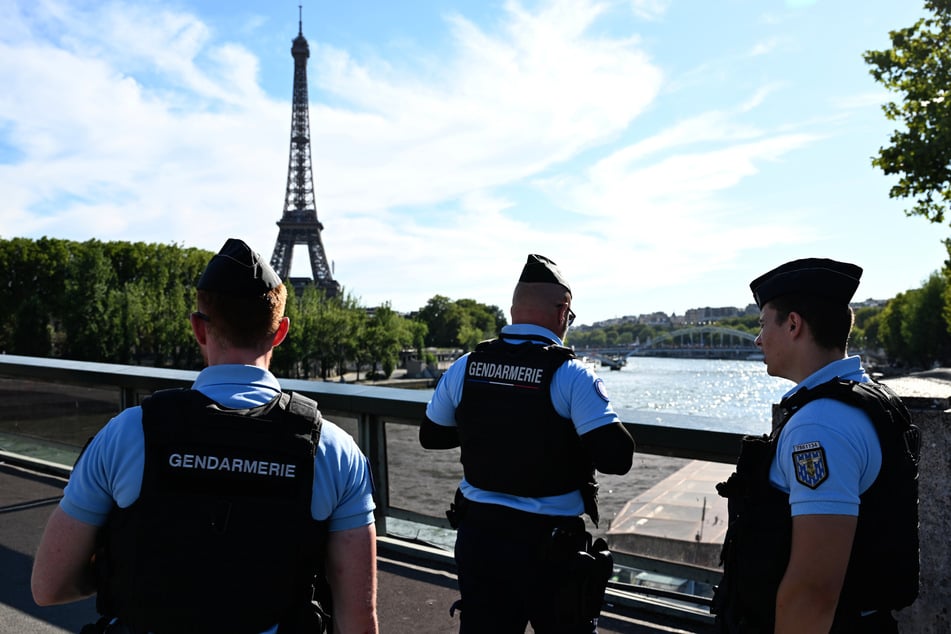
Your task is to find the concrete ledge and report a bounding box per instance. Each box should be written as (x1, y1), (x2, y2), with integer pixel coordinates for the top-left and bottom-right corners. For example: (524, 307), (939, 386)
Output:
(879, 372), (950, 633)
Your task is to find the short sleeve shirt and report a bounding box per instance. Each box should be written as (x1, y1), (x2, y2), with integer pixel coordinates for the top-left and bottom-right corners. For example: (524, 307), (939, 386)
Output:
(769, 356), (882, 517)
(425, 323), (621, 515)
(61, 364), (376, 532)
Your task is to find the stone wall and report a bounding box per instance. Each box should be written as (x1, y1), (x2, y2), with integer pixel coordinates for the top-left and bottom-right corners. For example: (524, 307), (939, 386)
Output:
(605, 377), (949, 629)
(896, 400), (951, 633)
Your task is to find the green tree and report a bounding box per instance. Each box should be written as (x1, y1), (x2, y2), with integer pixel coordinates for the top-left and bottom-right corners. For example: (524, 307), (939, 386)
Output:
(295, 286), (335, 379)
(417, 295), (457, 347)
(406, 319), (428, 359)
(875, 276), (951, 367)
(901, 272), (951, 365)
(112, 280), (152, 365)
(61, 240), (116, 361)
(272, 282), (303, 378)
(864, 0), (951, 261)
(363, 303), (413, 378)
(305, 290), (365, 380)
(717, 314), (761, 335)
(851, 305), (885, 354)
(417, 295), (507, 349)
(455, 298), (506, 340)
(877, 294), (908, 364)
(2, 237), (78, 356)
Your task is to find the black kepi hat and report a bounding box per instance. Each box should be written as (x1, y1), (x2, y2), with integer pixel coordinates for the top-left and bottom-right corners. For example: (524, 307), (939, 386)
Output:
(518, 254), (571, 294)
(750, 257), (862, 309)
(197, 238), (282, 296)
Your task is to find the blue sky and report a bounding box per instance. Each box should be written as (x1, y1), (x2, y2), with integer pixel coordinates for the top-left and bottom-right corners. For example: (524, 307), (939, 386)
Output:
(1, 0), (947, 325)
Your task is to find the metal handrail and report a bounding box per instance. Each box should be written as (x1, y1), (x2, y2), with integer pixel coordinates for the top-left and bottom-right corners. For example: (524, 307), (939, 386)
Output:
(0, 353), (737, 616)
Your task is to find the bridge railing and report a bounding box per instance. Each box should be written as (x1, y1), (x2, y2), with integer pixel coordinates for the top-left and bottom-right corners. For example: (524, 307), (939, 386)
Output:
(0, 354), (741, 623)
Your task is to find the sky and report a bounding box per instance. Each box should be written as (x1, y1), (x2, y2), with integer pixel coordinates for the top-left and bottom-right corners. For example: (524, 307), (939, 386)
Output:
(1, 0), (948, 326)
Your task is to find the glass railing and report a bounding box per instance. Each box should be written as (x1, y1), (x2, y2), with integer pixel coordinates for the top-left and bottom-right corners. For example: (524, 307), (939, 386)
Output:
(0, 354), (741, 626)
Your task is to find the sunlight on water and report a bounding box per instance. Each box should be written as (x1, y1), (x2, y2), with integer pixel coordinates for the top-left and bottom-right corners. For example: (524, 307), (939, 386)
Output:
(598, 357), (791, 435)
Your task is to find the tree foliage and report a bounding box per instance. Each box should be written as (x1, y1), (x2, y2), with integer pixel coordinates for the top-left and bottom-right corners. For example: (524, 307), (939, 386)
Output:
(0, 238), (207, 366)
(362, 303), (416, 378)
(415, 295), (506, 349)
(7, 237), (948, 372)
(864, 0), (951, 260)
(0, 237), (484, 380)
(859, 272), (951, 367)
(569, 320), (660, 349)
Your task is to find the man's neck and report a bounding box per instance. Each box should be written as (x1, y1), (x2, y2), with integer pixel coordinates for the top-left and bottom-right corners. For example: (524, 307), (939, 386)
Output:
(206, 347), (272, 369)
(790, 348), (847, 384)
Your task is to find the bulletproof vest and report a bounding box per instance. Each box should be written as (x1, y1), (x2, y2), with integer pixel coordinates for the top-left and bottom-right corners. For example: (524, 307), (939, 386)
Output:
(713, 378), (920, 632)
(455, 335), (593, 499)
(96, 388), (327, 634)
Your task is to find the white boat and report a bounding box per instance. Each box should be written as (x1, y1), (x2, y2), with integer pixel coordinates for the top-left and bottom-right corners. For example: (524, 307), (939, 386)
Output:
(578, 356), (600, 372)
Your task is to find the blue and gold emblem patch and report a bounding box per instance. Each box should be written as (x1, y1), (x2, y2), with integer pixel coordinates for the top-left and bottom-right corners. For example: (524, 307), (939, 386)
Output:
(792, 441), (828, 489)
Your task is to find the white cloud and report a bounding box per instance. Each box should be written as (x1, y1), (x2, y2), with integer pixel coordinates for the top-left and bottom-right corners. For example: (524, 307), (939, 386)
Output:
(306, 0), (662, 218)
(628, 0), (671, 21)
(749, 38), (780, 57)
(831, 90), (892, 110)
(1, 0), (941, 322)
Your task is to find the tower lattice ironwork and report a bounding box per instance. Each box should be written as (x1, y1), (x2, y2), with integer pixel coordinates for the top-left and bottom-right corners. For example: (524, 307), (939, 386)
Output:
(270, 12), (340, 298)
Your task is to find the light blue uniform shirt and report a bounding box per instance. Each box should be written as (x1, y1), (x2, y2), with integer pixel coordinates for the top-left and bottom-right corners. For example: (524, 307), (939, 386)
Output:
(425, 323), (620, 516)
(62, 364), (376, 532)
(769, 356), (882, 517)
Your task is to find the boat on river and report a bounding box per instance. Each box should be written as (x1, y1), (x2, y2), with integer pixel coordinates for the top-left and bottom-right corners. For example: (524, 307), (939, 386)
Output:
(578, 356), (600, 372)
(601, 356), (627, 371)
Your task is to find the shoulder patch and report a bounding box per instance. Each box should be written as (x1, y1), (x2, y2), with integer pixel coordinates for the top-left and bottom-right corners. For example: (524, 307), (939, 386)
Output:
(594, 378), (610, 403)
(792, 442), (828, 489)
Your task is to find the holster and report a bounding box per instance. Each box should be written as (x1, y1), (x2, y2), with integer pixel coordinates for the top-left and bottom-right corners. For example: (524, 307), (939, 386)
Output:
(548, 525), (614, 624)
(446, 488), (470, 529)
(79, 619), (137, 634)
(581, 477), (600, 528)
(277, 597), (331, 634)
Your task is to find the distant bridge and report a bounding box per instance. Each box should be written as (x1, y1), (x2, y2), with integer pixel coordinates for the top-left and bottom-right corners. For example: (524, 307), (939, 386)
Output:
(583, 326), (762, 361)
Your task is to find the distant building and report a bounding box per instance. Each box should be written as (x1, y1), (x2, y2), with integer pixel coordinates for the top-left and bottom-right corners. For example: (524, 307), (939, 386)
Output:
(683, 306), (743, 325)
(853, 298), (888, 309)
(585, 298), (884, 331)
(636, 312), (672, 327)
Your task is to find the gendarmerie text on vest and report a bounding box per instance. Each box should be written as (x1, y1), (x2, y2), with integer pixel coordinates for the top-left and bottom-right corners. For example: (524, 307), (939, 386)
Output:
(167, 452), (297, 477)
(467, 361), (544, 384)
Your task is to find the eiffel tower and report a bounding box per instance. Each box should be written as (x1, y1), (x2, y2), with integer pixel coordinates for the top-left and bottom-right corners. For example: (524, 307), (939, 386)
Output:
(270, 10), (340, 298)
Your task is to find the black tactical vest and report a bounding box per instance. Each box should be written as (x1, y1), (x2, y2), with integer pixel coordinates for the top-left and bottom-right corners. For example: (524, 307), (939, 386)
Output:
(95, 388), (328, 634)
(712, 378), (920, 633)
(455, 335), (593, 499)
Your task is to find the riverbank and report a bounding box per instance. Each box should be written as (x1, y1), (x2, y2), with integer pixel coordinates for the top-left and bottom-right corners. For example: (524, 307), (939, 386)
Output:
(880, 367), (951, 399)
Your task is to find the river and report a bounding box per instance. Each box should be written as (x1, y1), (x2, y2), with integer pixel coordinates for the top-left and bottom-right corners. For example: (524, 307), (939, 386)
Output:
(595, 356), (791, 435)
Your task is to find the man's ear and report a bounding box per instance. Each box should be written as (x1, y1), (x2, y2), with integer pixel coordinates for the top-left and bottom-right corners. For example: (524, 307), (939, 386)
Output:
(271, 316), (290, 348)
(191, 313), (208, 346)
(787, 311), (804, 337)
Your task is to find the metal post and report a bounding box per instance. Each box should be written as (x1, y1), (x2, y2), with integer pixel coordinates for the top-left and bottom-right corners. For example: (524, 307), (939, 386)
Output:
(358, 413), (389, 536)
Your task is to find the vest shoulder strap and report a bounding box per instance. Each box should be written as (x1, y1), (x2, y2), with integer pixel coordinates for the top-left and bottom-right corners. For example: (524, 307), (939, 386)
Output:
(476, 334), (577, 359)
(780, 377), (920, 464)
(782, 377), (908, 420)
(282, 391), (323, 445)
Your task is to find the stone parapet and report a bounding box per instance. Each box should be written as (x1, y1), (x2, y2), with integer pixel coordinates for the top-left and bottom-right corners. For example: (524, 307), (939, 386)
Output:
(893, 397), (950, 633)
